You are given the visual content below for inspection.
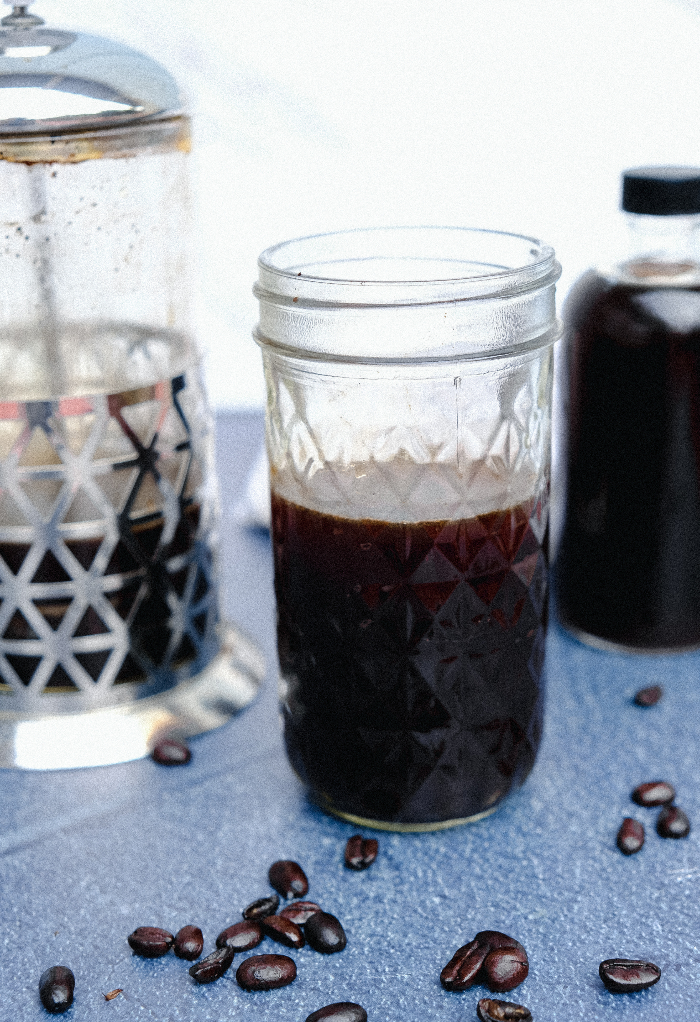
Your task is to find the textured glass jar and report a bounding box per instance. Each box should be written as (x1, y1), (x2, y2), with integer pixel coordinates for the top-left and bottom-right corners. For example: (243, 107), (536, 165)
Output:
(0, 6), (263, 768)
(255, 227), (560, 830)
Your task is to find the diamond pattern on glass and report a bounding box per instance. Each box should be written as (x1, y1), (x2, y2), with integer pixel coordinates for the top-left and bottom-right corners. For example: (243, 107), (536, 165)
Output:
(0, 372), (218, 708)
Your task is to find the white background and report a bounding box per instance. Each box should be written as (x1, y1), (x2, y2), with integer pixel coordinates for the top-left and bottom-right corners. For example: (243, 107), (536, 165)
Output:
(25, 0), (700, 408)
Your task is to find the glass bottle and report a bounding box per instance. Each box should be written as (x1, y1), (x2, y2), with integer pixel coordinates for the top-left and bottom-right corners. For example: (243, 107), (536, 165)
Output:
(556, 167), (700, 651)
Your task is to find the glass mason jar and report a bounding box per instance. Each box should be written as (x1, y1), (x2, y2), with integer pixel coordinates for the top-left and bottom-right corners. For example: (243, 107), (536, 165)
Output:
(0, 5), (263, 769)
(254, 227), (560, 830)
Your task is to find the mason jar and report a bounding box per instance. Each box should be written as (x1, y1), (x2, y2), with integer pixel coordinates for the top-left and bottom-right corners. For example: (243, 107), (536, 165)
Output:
(254, 226), (560, 830)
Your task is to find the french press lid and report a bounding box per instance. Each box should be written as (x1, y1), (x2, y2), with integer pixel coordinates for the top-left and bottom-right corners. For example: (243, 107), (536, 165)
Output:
(0, 0), (183, 135)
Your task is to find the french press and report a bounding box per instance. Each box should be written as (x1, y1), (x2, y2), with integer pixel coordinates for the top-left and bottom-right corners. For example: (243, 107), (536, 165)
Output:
(0, 2), (263, 767)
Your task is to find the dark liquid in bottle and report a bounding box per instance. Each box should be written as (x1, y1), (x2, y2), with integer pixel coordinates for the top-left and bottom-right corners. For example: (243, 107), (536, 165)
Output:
(557, 271), (700, 649)
(272, 490), (548, 827)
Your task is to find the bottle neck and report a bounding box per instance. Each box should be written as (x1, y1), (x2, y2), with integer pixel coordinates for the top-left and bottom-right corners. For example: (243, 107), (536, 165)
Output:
(621, 212), (700, 283)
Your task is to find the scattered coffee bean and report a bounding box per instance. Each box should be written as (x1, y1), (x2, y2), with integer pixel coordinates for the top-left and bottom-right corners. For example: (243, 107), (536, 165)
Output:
(280, 901), (322, 925)
(39, 966), (75, 1014)
(305, 911), (347, 954)
(657, 804), (691, 838)
(261, 914), (305, 949)
(631, 781), (675, 807)
(173, 924), (203, 961)
(268, 859), (309, 899)
(150, 738), (191, 766)
(243, 894), (280, 920)
(217, 919), (263, 951)
(103, 989), (123, 1001)
(599, 958), (661, 993)
(441, 932), (528, 993)
(344, 835), (379, 871)
(616, 817), (645, 855)
(127, 926), (174, 958)
(634, 685), (663, 707)
(477, 998), (532, 1021)
(441, 939), (489, 991)
(236, 953), (297, 990)
(188, 946), (235, 984)
(306, 1003), (368, 1022)
(482, 947), (529, 993)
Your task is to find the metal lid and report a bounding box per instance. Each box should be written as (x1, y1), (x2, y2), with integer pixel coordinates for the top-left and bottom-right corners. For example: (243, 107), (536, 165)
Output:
(0, 2), (183, 136)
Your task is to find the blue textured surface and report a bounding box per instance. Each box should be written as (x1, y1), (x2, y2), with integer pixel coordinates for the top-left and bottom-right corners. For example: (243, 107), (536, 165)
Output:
(2, 410), (700, 1021)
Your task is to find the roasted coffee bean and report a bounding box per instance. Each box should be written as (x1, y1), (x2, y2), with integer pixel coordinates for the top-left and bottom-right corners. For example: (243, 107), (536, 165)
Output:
(261, 914), (305, 949)
(344, 835), (379, 871)
(268, 859), (309, 899)
(441, 932), (527, 993)
(482, 947), (529, 993)
(305, 911), (347, 954)
(631, 781), (675, 807)
(217, 919), (263, 951)
(188, 946), (235, 984)
(634, 685), (663, 707)
(173, 924), (203, 961)
(657, 804), (691, 838)
(599, 958), (661, 993)
(440, 939), (489, 991)
(236, 953), (297, 990)
(151, 738), (191, 766)
(616, 817), (645, 855)
(306, 1003), (368, 1022)
(477, 998), (532, 1021)
(280, 900), (322, 925)
(243, 894), (280, 920)
(39, 966), (75, 1014)
(127, 926), (174, 958)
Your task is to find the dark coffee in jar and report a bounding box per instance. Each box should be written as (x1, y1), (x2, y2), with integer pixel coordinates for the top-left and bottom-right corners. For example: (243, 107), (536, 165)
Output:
(272, 490), (547, 827)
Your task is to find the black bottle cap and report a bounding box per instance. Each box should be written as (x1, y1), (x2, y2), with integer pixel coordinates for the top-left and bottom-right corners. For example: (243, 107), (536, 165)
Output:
(622, 167), (700, 215)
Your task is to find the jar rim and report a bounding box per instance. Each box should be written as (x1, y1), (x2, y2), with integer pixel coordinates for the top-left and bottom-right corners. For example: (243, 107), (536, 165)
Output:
(256, 225), (559, 307)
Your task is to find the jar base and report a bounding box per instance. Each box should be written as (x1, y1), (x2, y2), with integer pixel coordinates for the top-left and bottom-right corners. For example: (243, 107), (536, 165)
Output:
(0, 621), (265, 770)
(312, 793), (502, 833)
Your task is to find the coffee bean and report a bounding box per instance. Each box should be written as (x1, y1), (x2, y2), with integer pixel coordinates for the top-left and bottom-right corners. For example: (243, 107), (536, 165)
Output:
(188, 946), (235, 984)
(631, 781), (675, 807)
(441, 932), (527, 993)
(617, 817), (645, 855)
(344, 835), (379, 871)
(599, 958), (661, 993)
(243, 894), (280, 920)
(127, 926), (174, 958)
(173, 924), (203, 961)
(482, 947), (529, 993)
(440, 939), (489, 991)
(236, 953), (297, 990)
(477, 998), (532, 1021)
(217, 919), (263, 951)
(39, 966), (75, 1014)
(306, 1003), (368, 1022)
(657, 804), (691, 838)
(151, 738), (191, 766)
(634, 685), (663, 707)
(280, 901), (322, 925)
(261, 914), (305, 949)
(305, 911), (347, 954)
(268, 860), (309, 899)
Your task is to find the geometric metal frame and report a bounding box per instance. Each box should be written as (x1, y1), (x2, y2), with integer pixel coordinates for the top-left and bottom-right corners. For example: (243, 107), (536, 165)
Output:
(0, 371), (221, 712)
